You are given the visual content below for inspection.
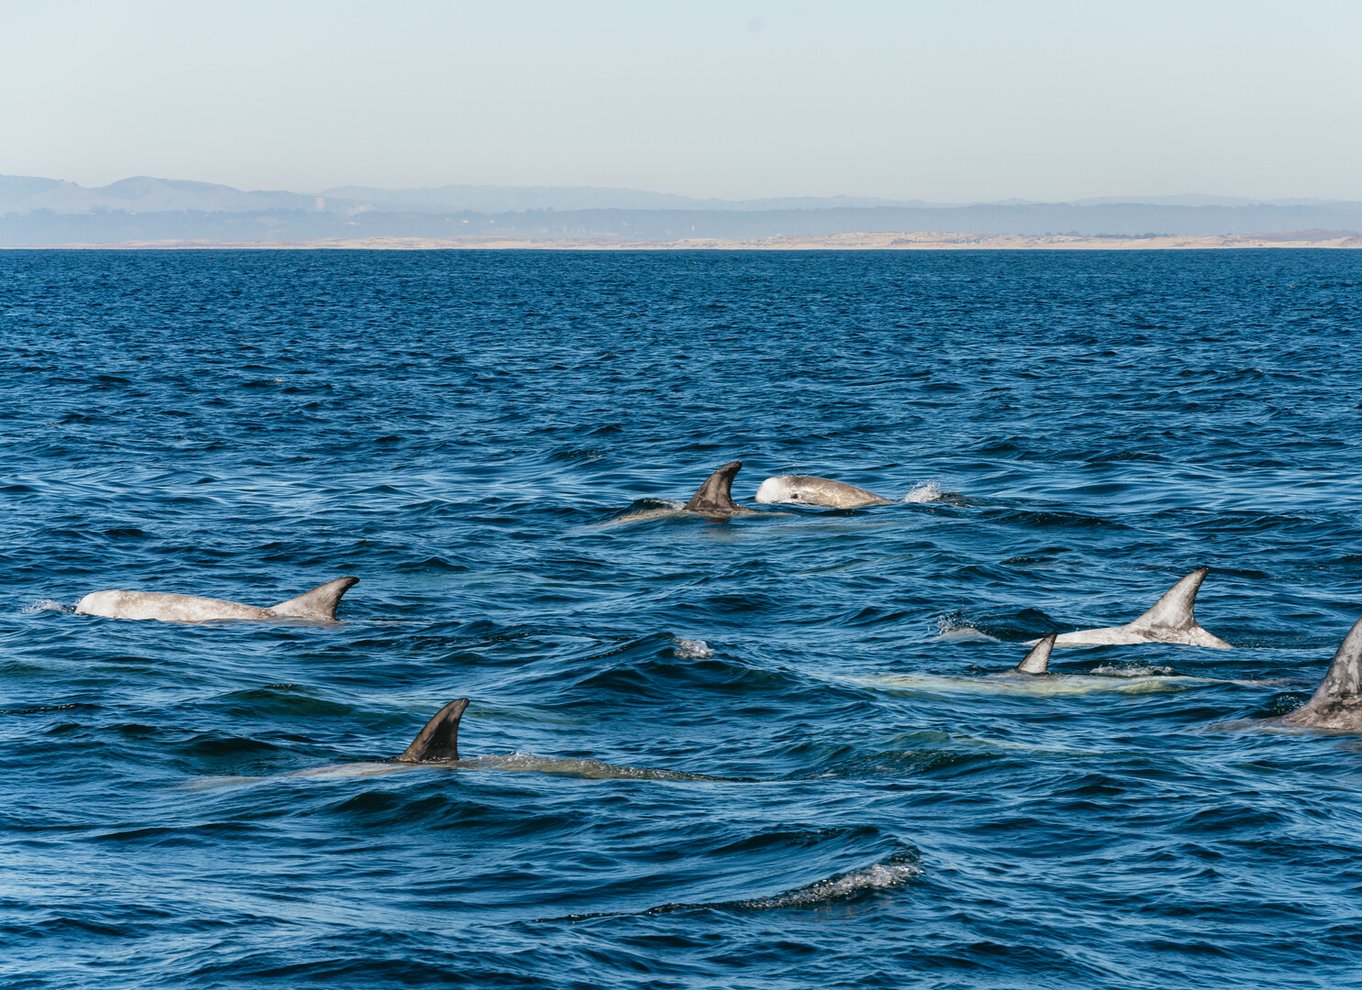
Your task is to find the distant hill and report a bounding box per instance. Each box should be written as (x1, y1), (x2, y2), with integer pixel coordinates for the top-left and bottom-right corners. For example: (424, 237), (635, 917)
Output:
(2, 175), (1360, 246)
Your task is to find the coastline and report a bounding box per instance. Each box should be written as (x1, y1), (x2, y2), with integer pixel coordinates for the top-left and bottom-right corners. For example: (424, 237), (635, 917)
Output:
(6, 230), (1361, 250)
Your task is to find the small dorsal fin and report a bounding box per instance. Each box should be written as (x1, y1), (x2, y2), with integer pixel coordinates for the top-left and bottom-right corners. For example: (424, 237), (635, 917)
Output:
(270, 576), (359, 620)
(684, 460), (745, 514)
(1127, 568), (1209, 632)
(396, 698), (470, 763)
(1015, 632), (1057, 675)
(1305, 616), (1362, 708)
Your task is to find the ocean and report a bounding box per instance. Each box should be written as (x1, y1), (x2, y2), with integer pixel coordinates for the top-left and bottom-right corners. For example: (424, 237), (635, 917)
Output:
(2, 248), (1361, 988)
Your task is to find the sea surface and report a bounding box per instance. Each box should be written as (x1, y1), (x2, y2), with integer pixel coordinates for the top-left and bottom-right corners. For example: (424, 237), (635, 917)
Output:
(2, 249), (1361, 989)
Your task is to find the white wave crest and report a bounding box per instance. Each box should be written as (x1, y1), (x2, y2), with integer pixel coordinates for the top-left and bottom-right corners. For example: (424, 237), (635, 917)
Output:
(22, 599), (73, 614)
(672, 637), (713, 659)
(739, 859), (921, 909)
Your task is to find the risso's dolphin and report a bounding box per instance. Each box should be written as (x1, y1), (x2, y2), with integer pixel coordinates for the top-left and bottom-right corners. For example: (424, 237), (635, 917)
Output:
(396, 698), (470, 762)
(387, 698), (729, 780)
(1284, 616), (1362, 731)
(75, 576), (359, 623)
(684, 460), (759, 516)
(1014, 632), (1058, 674)
(1030, 567), (1231, 649)
(754, 474), (892, 508)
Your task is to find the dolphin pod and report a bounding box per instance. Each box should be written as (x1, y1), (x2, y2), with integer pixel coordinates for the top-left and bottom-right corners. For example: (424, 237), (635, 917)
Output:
(74, 576), (359, 623)
(754, 474), (892, 509)
(61, 459), (1362, 737)
(1029, 568), (1231, 649)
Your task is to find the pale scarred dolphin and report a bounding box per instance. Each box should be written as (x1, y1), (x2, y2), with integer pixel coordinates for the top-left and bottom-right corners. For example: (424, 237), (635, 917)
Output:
(754, 474), (892, 508)
(1284, 616), (1362, 731)
(75, 576), (359, 623)
(1029, 568), (1231, 649)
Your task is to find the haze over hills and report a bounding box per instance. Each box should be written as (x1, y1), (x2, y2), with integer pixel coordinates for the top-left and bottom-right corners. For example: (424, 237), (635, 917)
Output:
(2, 174), (1361, 247)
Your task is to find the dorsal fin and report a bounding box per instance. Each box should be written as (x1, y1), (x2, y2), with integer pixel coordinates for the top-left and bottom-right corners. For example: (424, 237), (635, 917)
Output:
(270, 576), (359, 620)
(396, 698), (470, 763)
(1305, 616), (1362, 708)
(1127, 568), (1209, 632)
(1015, 632), (1057, 675)
(684, 460), (745, 514)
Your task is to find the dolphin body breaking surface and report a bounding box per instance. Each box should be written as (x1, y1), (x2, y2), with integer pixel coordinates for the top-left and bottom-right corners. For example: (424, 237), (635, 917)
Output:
(1283, 616), (1362, 731)
(754, 475), (893, 509)
(1031, 568), (1232, 649)
(74, 576), (359, 623)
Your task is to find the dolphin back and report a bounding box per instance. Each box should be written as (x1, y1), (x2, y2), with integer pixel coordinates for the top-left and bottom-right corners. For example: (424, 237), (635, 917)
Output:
(396, 698), (470, 762)
(684, 461), (747, 515)
(270, 576), (360, 620)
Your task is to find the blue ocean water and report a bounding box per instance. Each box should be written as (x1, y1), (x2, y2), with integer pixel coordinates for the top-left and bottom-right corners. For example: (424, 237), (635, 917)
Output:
(2, 248), (1361, 989)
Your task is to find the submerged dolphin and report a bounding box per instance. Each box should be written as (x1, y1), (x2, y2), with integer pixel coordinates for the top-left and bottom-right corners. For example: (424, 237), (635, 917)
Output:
(754, 474), (892, 509)
(1031, 567), (1231, 649)
(75, 576), (359, 623)
(1284, 616), (1362, 731)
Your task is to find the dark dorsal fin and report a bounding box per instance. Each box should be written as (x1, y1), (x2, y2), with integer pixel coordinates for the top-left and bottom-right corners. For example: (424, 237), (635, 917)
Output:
(396, 698), (469, 763)
(1015, 632), (1057, 675)
(271, 576), (359, 620)
(1305, 616), (1362, 708)
(1127, 567), (1209, 632)
(684, 460), (745, 515)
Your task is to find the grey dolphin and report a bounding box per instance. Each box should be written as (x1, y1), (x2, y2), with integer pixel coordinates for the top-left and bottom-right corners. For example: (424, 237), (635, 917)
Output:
(1284, 616), (1362, 731)
(74, 576), (359, 623)
(1029, 567), (1231, 649)
(1014, 632), (1058, 674)
(397, 698), (469, 762)
(390, 699), (728, 780)
(754, 474), (892, 508)
(683, 460), (758, 517)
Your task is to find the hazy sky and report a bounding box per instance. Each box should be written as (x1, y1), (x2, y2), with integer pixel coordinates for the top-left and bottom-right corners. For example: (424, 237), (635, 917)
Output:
(5, 0), (1360, 201)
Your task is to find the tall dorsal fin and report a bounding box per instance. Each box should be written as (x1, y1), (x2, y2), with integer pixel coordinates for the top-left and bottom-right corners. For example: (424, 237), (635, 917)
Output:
(1015, 632), (1057, 675)
(396, 698), (470, 763)
(1305, 616), (1362, 708)
(270, 576), (359, 620)
(1127, 568), (1209, 632)
(684, 460), (745, 514)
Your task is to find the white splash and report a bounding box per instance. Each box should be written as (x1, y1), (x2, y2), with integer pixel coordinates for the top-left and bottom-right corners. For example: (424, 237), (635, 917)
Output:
(903, 481), (943, 503)
(933, 614), (999, 642)
(22, 599), (72, 614)
(673, 637), (713, 659)
(740, 860), (922, 909)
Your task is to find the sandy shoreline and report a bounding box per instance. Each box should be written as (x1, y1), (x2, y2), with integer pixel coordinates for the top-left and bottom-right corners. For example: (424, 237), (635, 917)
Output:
(8, 231), (1362, 250)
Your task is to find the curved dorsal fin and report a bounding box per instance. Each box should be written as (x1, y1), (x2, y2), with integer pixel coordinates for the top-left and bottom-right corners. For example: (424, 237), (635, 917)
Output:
(1127, 568), (1209, 632)
(1015, 632), (1057, 675)
(396, 698), (470, 763)
(684, 460), (744, 514)
(1305, 616), (1362, 708)
(270, 576), (359, 620)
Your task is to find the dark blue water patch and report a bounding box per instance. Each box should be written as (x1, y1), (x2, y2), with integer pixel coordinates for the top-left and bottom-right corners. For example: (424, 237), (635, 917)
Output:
(3, 249), (1362, 988)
